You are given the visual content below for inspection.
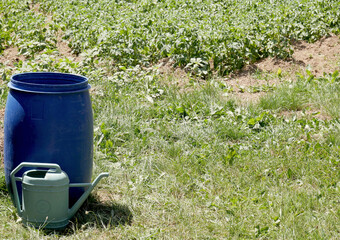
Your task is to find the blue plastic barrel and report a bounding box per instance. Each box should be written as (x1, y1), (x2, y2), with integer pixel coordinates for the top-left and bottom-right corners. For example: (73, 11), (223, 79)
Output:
(4, 72), (93, 206)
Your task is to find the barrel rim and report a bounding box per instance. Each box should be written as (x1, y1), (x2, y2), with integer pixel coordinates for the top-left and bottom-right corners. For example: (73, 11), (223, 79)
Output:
(9, 72), (90, 94)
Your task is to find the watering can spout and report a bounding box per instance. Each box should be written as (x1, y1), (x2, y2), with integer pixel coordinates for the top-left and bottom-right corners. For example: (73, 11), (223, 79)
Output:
(68, 173), (109, 218)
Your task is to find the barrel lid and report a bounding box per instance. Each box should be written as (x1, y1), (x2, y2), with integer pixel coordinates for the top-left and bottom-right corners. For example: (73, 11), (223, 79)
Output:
(23, 169), (69, 186)
(9, 72), (90, 94)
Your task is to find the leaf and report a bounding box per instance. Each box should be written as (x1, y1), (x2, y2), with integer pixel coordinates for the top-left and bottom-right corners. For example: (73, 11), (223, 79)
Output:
(224, 147), (238, 165)
(119, 66), (127, 71)
(331, 70), (339, 83)
(287, 168), (294, 179)
(247, 118), (256, 127)
(277, 68), (282, 77)
(175, 106), (187, 117)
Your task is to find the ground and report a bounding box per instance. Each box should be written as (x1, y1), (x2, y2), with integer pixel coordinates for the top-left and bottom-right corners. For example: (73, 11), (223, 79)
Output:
(0, 34), (339, 195)
(227, 35), (340, 103)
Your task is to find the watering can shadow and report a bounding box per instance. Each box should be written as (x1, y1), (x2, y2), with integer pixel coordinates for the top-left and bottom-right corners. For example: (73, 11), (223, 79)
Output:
(65, 194), (133, 233)
(39, 194), (133, 235)
(11, 162), (109, 229)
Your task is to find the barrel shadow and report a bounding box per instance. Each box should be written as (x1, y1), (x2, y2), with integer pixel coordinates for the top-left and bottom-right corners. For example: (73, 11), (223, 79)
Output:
(0, 175), (9, 195)
(43, 193), (133, 235)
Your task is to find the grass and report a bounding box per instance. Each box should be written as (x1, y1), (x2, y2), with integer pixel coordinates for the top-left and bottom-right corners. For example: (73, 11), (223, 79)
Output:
(259, 80), (309, 111)
(259, 71), (340, 118)
(1, 65), (339, 239)
(0, 0), (339, 239)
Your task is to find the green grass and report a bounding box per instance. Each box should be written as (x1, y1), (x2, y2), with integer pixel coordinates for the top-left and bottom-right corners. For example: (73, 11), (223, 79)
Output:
(259, 71), (340, 118)
(0, 0), (339, 239)
(259, 80), (309, 111)
(1, 65), (339, 238)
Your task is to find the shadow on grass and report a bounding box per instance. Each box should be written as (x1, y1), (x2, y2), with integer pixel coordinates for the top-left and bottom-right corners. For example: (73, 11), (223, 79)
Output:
(43, 193), (133, 236)
(0, 174), (132, 235)
(0, 174), (9, 196)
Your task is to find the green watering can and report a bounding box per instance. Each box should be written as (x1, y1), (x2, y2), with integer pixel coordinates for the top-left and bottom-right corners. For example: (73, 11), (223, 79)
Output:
(11, 162), (109, 229)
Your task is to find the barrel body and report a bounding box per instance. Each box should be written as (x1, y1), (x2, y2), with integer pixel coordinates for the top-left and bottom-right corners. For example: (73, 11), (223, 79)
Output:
(4, 72), (93, 206)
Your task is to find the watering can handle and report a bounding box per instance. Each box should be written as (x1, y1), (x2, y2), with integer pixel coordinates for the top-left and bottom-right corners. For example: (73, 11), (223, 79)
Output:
(10, 162), (62, 215)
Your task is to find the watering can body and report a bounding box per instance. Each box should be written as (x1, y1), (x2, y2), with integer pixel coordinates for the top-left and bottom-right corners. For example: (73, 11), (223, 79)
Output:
(11, 162), (108, 229)
(21, 169), (70, 228)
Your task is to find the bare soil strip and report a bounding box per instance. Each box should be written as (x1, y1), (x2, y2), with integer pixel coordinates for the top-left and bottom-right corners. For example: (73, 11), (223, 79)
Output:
(227, 35), (340, 103)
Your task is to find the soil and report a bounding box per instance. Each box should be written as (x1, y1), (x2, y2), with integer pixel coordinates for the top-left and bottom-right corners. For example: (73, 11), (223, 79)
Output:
(53, 20), (82, 62)
(279, 109), (332, 121)
(47, 12), (82, 61)
(30, 3), (41, 13)
(156, 35), (340, 102)
(258, 35), (340, 75)
(226, 34), (340, 104)
(56, 30), (82, 62)
(0, 6), (81, 67)
(0, 47), (25, 67)
(157, 58), (194, 90)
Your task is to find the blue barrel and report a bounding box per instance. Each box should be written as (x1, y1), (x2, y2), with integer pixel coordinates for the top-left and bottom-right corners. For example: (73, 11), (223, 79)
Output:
(4, 72), (93, 207)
